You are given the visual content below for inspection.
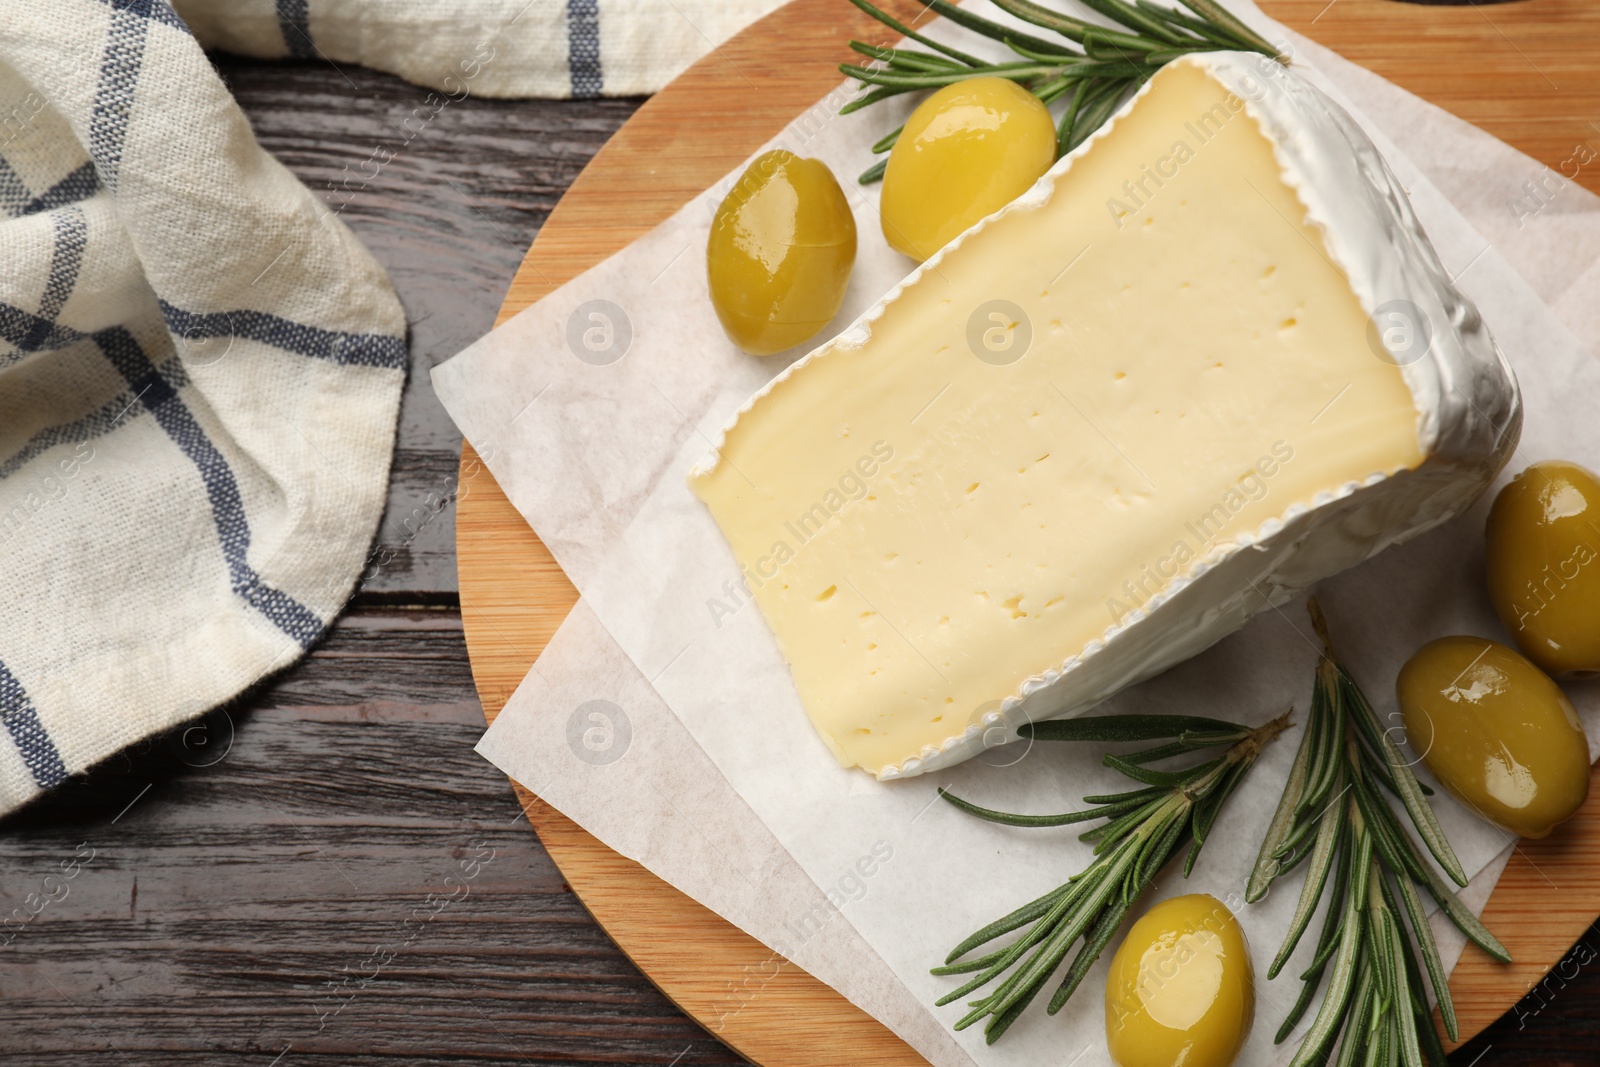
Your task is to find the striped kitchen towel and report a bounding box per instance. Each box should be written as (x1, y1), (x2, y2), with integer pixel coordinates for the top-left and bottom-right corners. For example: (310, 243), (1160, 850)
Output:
(0, 1), (410, 814)
(174, 0), (789, 99)
(0, 0), (784, 814)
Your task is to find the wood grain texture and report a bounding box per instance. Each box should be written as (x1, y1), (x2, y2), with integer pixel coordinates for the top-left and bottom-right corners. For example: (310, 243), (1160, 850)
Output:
(0, 607), (749, 1066)
(458, 1), (1600, 1065)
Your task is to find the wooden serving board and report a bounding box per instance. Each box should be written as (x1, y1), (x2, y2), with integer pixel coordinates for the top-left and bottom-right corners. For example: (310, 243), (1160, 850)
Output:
(458, 1), (1600, 1060)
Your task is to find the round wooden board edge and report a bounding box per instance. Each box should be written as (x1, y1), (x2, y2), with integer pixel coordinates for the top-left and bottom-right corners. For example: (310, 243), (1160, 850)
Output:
(456, 0), (1600, 1059)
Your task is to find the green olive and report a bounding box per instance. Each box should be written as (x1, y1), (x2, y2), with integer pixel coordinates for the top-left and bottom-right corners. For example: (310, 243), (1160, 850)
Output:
(706, 149), (856, 356)
(879, 77), (1057, 262)
(1486, 460), (1600, 676)
(1397, 635), (1589, 839)
(1105, 894), (1254, 1067)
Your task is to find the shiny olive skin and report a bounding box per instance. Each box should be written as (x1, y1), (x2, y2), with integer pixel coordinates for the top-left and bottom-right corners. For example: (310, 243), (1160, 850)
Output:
(1486, 460), (1600, 676)
(1397, 635), (1589, 839)
(706, 149), (856, 356)
(879, 77), (1057, 262)
(1105, 894), (1254, 1067)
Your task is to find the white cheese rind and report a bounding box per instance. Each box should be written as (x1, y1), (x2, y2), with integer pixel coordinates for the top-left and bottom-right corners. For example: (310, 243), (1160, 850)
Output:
(693, 54), (1520, 779)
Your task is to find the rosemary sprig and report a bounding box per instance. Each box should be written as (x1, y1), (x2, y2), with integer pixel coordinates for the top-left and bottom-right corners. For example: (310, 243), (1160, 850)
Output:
(934, 709), (1290, 1043)
(841, 0), (1282, 182)
(1248, 601), (1511, 1067)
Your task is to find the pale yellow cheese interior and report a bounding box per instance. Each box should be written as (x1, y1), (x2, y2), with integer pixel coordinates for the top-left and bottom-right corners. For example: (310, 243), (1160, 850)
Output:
(690, 62), (1425, 774)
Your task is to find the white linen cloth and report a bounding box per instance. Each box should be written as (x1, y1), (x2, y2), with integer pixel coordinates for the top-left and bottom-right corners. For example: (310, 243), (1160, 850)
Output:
(0, 0), (765, 813)
(174, 0), (788, 99)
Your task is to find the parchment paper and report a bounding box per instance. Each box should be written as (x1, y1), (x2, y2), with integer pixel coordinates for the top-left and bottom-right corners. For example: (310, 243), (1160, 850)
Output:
(445, 5), (1600, 1064)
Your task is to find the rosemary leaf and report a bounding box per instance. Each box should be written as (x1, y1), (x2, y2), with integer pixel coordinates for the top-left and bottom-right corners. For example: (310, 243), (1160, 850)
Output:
(1004, 38), (1096, 65)
(1368, 877), (1395, 1019)
(1271, 835), (1318, 881)
(1082, 793), (1164, 850)
(943, 880), (1075, 965)
(1301, 832), (1350, 979)
(1388, 908), (1427, 1067)
(1350, 772), (1426, 886)
(923, 0), (1082, 58)
(1269, 775), (1344, 978)
(1341, 670), (1465, 885)
(1412, 844), (1511, 963)
(1347, 807), (1375, 912)
(1077, 0), (1191, 46)
(1178, 728), (1251, 748)
(938, 787), (1113, 827)
(938, 887), (1083, 1005)
(1288, 864), (1365, 1067)
(1137, 804), (1190, 885)
(1275, 967), (1325, 1045)
(1047, 895), (1134, 1013)
(1056, 77), (1090, 155)
(1103, 753), (1221, 787)
(1389, 866), (1456, 1040)
(857, 158), (888, 184)
(1192, 760), (1247, 845)
(927, 945), (1007, 976)
(847, 40), (967, 71)
(842, 0), (985, 66)
(1136, 1), (1249, 48)
(839, 85), (917, 116)
(988, 836), (1142, 1019)
(1116, 738), (1200, 765)
(1296, 660), (1341, 815)
(1381, 872), (1453, 1057)
(1249, 702), (1314, 901)
(1064, 80), (1132, 153)
(871, 125), (902, 155)
(985, 0), (1114, 46)
(980, 977), (1046, 1044)
(1176, 0), (1280, 56)
(1331, 965), (1375, 1067)
(1272, 804), (1325, 861)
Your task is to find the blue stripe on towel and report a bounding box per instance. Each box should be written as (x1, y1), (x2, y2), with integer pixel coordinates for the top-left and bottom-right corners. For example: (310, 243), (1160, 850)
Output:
(0, 661), (68, 789)
(275, 0), (317, 59)
(0, 158), (30, 217)
(0, 301), (85, 359)
(19, 163), (101, 218)
(0, 301), (328, 646)
(38, 209), (88, 322)
(88, 4), (154, 192)
(92, 326), (327, 648)
(94, 0), (190, 33)
(566, 0), (602, 98)
(17, 208), (90, 352)
(159, 301), (408, 370)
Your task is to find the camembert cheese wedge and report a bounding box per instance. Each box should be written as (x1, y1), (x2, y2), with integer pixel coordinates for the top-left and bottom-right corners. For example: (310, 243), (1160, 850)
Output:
(689, 54), (1520, 778)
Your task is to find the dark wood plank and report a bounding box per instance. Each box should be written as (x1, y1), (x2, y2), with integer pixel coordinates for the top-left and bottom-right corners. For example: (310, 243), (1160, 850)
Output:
(0, 607), (742, 1066)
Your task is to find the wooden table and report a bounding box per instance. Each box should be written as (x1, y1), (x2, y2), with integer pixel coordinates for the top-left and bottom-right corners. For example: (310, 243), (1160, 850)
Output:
(0, 24), (1594, 1067)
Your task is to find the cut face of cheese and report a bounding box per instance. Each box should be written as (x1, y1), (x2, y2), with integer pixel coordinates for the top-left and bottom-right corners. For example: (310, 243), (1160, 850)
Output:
(690, 54), (1519, 778)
